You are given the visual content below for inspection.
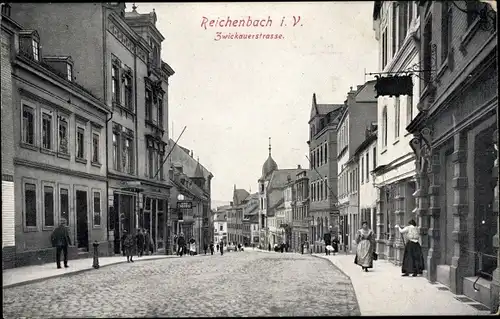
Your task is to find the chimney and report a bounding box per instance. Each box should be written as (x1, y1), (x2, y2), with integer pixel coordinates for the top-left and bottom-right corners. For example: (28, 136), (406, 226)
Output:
(230, 201), (233, 207)
(297, 164), (301, 169)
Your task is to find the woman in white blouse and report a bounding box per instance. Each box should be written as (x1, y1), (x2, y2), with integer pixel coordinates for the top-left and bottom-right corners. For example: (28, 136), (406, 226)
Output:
(395, 219), (425, 277)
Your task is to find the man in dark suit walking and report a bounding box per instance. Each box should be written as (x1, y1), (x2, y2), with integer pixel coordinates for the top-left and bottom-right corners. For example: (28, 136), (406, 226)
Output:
(51, 218), (72, 269)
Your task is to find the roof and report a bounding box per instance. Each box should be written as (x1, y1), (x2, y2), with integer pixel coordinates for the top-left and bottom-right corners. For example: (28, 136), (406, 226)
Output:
(249, 214), (259, 223)
(233, 188), (250, 205)
(245, 205), (259, 216)
(266, 197), (284, 217)
(267, 169), (303, 190)
(193, 160), (204, 179)
(243, 192), (259, 202)
(309, 93), (344, 122)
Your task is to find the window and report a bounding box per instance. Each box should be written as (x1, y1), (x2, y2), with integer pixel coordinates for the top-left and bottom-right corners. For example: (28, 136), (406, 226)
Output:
(158, 97), (163, 128)
(423, 17), (432, 84)
(398, 1), (409, 49)
(76, 126), (85, 159)
(220, 225), (223, 231)
(124, 76), (133, 109)
(111, 65), (120, 102)
(32, 38), (39, 61)
(60, 188), (69, 223)
(320, 181), (323, 201)
(395, 97), (400, 139)
(125, 137), (134, 174)
(382, 106), (388, 147)
(145, 90), (152, 121)
(43, 185), (55, 227)
(148, 148), (155, 178)
(320, 147), (323, 165)
(67, 63), (73, 81)
(324, 143), (328, 163)
(93, 191), (101, 227)
(42, 112), (53, 150)
(92, 133), (100, 163)
(22, 104), (35, 145)
(24, 182), (37, 228)
(58, 116), (68, 154)
(316, 148), (319, 167)
(373, 147), (377, 169)
(407, 95), (413, 124)
(441, 1), (452, 63)
(392, 3), (398, 56)
(113, 133), (119, 170)
(382, 29), (388, 70)
(361, 157), (364, 183)
(366, 153), (370, 181)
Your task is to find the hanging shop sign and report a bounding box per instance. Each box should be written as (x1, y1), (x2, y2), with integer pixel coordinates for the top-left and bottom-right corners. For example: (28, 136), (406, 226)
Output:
(374, 75), (413, 98)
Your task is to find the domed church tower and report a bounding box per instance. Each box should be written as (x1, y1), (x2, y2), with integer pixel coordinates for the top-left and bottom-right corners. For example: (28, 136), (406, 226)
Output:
(257, 137), (278, 247)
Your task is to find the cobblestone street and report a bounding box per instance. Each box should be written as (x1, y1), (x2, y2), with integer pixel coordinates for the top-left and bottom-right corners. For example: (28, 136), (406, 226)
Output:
(2, 251), (359, 317)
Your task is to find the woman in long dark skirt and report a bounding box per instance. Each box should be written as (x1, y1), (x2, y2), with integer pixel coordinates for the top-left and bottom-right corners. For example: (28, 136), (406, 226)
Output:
(396, 219), (425, 277)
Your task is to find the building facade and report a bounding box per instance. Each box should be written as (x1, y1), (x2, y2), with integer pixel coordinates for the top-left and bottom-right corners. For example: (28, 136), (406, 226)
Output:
(372, 1), (421, 266)
(336, 82), (378, 252)
(291, 168), (310, 252)
(1, 4), (19, 269)
(308, 94), (343, 253)
(213, 208), (228, 246)
(2, 9), (112, 267)
(11, 3), (175, 257)
(355, 125), (378, 243)
(242, 192), (258, 246)
(405, 0), (498, 311)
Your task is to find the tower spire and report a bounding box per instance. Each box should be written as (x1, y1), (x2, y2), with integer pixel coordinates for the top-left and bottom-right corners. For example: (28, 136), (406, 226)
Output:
(132, 3), (137, 11)
(268, 137), (272, 156)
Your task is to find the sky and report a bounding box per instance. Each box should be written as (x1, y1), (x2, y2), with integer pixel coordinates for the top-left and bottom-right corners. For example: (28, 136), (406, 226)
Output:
(128, 1), (378, 204)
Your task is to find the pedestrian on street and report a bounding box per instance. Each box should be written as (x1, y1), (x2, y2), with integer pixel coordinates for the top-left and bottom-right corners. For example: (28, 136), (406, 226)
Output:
(332, 235), (339, 255)
(396, 220), (425, 277)
(268, 243), (271, 251)
(324, 227), (332, 256)
(146, 229), (154, 255)
(173, 234), (178, 256)
(204, 243), (208, 255)
(220, 241), (224, 255)
(354, 221), (375, 272)
(136, 229), (145, 257)
(122, 230), (135, 263)
(216, 243), (219, 252)
(189, 238), (196, 256)
(144, 229), (151, 256)
(210, 242), (214, 255)
(51, 218), (71, 269)
(237, 243), (241, 252)
(301, 241), (305, 254)
(177, 233), (186, 257)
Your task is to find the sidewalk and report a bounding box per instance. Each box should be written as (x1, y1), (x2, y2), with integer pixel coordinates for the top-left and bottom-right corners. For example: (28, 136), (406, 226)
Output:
(313, 253), (492, 316)
(3, 254), (177, 288)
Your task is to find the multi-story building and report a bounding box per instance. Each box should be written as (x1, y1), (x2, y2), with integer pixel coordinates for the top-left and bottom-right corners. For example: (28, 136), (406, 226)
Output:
(1, 8), (112, 267)
(213, 207), (228, 246)
(226, 186), (249, 245)
(258, 138), (278, 248)
(242, 192), (258, 246)
(371, 1), (420, 267)
(168, 142), (213, 254)
(336, 82), (377, 252)
(355, 124), (378, 242)
(281, 180), (294, 247)
(1, 3), (19, 269)
(307, 94), (343, 253)
(291, 168), (310, 252)
(403, 1), (498, 310)
(10, 3), (175, 256)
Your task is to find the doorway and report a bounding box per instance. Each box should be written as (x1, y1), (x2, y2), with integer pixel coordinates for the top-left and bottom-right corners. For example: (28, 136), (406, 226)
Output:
(474, 126), (497, 278)
(113, 194), (121, 254)
(76, 190), (89, 251)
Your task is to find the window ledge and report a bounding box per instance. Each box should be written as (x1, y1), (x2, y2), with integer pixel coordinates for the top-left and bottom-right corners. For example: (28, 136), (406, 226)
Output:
(392, 139), (400, 146)
(460, 18), (481, 53)
(42, 225), (56, 231)
(112, 101), (135, 118)
(91, 161), (102, 168)
(57, 152), (70, 160)
(23, 226), (38, 232)
(75, 157), (88, 164)
(381, 148), (388, 155)
(93, 225), (102, 229)
(20, 142), (38, 151)
(40, 148), (56, 156)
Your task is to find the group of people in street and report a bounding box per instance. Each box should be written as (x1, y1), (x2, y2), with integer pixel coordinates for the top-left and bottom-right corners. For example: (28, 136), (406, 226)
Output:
(121, 228), (154, 263)
(353, 219), (425, 276)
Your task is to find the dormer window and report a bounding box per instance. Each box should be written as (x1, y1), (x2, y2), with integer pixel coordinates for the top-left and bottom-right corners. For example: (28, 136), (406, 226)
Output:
(67, 64), (73, 81)
(32, 39), (39, 61)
